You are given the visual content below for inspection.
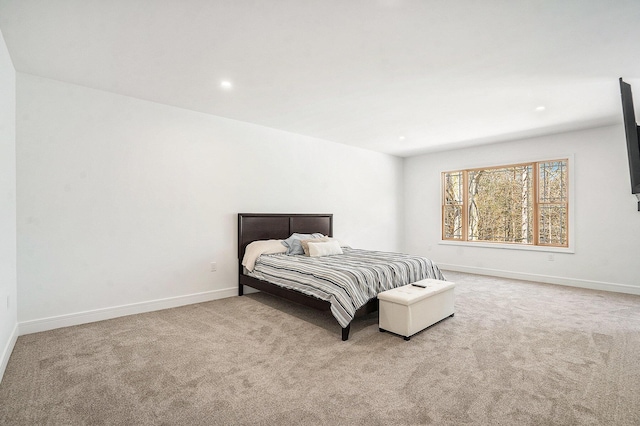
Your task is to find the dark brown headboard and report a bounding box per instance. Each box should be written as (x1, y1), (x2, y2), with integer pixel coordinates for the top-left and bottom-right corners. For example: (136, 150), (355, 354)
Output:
(237, 213), (333, 259)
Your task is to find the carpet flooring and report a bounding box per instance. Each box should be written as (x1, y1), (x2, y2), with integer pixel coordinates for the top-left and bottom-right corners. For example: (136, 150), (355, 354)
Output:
(1, 272), (639, 425)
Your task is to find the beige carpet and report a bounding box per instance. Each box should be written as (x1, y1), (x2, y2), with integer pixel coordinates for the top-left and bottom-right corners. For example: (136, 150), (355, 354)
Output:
(1, 272), (639, 425)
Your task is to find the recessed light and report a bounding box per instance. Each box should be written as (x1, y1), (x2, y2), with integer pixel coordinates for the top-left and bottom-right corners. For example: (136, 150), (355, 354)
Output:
(535, 106), (546, 112)
(399, 136), (406, 141)
(220, 80), (232, 89)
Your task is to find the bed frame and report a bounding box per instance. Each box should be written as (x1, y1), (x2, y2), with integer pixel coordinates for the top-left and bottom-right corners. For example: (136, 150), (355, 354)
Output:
(237, 213), (378, 341)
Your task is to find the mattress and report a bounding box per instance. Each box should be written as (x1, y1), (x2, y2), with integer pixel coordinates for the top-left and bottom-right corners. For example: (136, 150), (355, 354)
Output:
(247, 247), (446, 327)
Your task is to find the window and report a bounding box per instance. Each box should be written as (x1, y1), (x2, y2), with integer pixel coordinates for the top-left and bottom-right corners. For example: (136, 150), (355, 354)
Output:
(442, 159), (568, 247)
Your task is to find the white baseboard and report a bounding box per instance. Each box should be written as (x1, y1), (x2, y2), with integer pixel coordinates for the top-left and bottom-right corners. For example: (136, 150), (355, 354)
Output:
(439, 263), (640, 296)
(0, 323), (18, 384)
(18, 287), (238, 336)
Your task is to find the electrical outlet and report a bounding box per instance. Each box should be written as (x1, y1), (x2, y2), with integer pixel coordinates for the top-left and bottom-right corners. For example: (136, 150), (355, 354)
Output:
(547, 254), (555, 262)
(210, 262), (217, 272)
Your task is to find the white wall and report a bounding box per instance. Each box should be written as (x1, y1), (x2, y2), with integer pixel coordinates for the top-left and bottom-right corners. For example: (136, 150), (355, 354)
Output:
(15, 70), (639, 341)
(0, 29), (17, 381)
(404, 125), (640, 293)
(16, 74), (403, 331)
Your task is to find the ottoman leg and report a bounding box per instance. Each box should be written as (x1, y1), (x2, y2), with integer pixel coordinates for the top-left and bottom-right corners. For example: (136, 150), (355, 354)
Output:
(404, 336), (411, 341)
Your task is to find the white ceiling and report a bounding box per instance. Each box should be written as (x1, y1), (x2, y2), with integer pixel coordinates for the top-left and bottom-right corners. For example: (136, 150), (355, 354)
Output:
(1, 0), (639, 157)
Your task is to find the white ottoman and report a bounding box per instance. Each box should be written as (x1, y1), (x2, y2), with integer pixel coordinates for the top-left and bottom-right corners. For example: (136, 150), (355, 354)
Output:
(378, 279), (455, 340)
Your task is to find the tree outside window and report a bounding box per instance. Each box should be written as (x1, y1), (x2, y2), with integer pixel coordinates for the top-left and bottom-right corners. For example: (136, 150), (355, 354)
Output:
(442, 159), (568, 247)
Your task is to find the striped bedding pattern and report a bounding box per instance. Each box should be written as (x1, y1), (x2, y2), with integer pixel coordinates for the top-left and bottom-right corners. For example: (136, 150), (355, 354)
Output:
(248, 248), (446, 328)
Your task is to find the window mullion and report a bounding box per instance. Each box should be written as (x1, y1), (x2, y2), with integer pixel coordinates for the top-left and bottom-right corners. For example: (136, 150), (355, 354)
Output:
(462, 170), (469, 242)
(533, 162), (540, 246)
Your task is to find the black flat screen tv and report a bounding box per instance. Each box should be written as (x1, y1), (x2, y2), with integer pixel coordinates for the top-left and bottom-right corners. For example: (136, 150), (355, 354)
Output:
(619, 78), (640, 210)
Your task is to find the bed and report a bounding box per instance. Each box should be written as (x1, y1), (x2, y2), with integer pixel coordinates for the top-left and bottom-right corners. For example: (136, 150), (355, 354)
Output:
(237, 213), (445, 340)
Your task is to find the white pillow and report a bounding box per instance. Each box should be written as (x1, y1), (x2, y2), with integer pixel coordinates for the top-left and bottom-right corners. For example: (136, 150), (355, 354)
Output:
(300, 237), (331, 256)
(308, 240), (344, 257)
(242, 239), (287, 271)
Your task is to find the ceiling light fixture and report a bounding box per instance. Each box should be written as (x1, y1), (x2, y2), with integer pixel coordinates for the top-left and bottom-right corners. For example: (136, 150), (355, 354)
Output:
(535, 106), (546, 112)
(220, 80), (232, 89)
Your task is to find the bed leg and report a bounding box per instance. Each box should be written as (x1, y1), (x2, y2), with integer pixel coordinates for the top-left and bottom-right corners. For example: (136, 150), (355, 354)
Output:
(342, 324), (351, 341)
(239, 284), (244, 296)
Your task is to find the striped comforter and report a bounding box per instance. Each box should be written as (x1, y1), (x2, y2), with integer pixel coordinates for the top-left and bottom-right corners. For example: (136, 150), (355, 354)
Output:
(248, 248), (445, 328)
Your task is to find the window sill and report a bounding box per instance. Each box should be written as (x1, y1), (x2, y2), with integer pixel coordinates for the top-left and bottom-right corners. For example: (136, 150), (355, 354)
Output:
(439, 240), (574, 254)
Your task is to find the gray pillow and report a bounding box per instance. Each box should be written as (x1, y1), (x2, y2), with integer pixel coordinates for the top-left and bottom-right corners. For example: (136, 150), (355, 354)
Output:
(281, 233), (324, 255)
